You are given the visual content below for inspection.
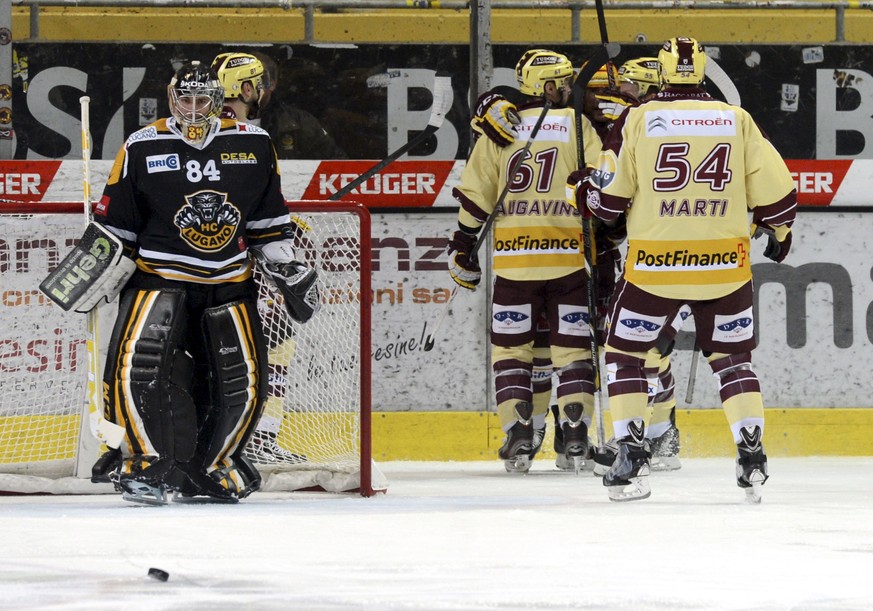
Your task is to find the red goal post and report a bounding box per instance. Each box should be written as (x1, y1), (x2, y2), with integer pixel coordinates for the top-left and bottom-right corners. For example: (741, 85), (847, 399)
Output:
(0, 200), (385, 496)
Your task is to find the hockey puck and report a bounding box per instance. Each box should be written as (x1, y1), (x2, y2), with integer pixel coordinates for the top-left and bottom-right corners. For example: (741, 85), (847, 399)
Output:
(148, 568), (169, 582)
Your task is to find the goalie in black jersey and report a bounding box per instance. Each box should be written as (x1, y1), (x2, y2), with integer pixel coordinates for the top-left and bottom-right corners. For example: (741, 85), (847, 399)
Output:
(92, 61), (319, 505)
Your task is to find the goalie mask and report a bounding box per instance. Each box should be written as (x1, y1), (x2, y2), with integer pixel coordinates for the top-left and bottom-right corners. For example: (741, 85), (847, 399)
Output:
(659, 36), (707, 86)
(515, 49), (574, 97)
(168, 61), (224, 145)
(211, 52), (267, 118)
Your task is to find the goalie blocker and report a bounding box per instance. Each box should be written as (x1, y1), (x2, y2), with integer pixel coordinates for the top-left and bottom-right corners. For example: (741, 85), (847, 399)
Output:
(39, 222), (135, 313)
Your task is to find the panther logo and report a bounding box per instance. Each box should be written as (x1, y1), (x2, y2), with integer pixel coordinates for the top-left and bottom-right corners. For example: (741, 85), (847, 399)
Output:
(175, 190), (241, 252)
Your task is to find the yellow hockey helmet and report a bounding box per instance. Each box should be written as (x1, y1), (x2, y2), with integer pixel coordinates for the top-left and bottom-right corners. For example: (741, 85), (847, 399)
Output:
(658, 37), (707, 86)
(618, 57), (661, 97)
(585, 62), (621, 90)
(211, 52), (266, 100)
(515, 49), (574, 97)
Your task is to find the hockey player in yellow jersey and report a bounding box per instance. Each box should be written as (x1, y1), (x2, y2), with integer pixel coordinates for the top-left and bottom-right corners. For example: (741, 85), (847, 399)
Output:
(450, 49), (600, 473)
(578, 37), (797, 502)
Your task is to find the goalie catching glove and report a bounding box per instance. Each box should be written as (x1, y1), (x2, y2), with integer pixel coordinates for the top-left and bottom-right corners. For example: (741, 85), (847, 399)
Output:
(471, 93), (520, 147)
(253, 241), (321, 323)
(447, 229), (481, 290)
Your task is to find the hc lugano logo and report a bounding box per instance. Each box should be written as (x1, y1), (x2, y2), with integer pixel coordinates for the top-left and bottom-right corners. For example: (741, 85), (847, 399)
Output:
(174, 190), (241, 252)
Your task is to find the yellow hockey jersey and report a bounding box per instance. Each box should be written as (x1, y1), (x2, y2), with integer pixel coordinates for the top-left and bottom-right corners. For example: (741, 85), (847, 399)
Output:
(453, 102), (601, 281)
(589, 91), (796, 299)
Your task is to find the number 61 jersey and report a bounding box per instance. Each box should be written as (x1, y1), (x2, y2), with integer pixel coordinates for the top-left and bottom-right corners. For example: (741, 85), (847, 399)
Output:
(95, 116), (292, 284)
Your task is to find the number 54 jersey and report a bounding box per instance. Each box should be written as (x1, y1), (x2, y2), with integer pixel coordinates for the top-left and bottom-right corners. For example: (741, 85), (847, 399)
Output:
(589, 93), (796, 300)
(95, 116), (292, 284)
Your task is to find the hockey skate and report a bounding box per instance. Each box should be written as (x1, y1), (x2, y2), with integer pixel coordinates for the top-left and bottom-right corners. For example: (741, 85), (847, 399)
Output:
(592, 437), (619, 476)
(603, 421), (652, 502)
(649, 423), (682, 472)
(736, 425), (769, 504)
(552, 405), (594, 473)
(499, 401), (535, 473)
(116, 456), (172, 506)
(561, 403), (592, 474)
(244, 430), (308, 465)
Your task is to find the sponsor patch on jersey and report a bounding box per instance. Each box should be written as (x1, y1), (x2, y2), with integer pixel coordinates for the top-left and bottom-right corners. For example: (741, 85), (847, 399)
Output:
(145, 153), (180, 173)
(645, 109), (737, 137)
(516, 114), (572, 143)
(126, 126), (159, 144)
(220, 151), (258, 164)
(174, 190), (241, 252)
(614, 307), (666, 343)
(492, 303), (532, 335)
(712, 307), (754, 343)
(591, 150), (617, 190)
(557, 304), (590, 336)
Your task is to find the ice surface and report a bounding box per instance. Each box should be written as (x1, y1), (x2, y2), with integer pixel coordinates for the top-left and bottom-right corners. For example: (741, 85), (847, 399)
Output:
(2, 457), (872, 610)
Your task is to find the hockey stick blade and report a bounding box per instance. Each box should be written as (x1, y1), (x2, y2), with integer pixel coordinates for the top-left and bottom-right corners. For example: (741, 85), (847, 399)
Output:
(329, 73), (453, 201)
(705, 56), (741, 106)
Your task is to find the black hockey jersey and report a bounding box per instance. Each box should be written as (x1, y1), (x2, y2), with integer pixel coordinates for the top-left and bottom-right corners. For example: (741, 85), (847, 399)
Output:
(95, 117), (291, 283)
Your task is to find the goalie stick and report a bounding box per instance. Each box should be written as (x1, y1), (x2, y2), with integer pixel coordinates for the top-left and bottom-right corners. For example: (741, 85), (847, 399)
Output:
(328, 73), (453, 201)
(423, 44), (620, 353)
(78, 96), (126, 450)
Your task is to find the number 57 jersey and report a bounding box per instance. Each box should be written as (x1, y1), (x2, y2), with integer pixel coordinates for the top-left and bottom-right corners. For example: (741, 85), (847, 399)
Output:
(95, 116), (292, 284)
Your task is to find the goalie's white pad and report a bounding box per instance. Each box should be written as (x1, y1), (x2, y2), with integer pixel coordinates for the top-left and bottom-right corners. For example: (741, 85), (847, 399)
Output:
(39, 222), (136, 313)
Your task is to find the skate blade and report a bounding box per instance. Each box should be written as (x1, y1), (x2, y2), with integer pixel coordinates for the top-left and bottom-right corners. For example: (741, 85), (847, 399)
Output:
(743, 470), (766, 504)
(607, 476), (652, 502)
(572, 456), (595, 475)
(120, 482), (169, 506)
(172, 491), (239, 505)
(651, 456), (682, 472)
(503, 456), (532, 474)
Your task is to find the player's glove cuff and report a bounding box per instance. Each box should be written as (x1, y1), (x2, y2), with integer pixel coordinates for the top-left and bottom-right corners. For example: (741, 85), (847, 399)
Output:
(565, 169), (592, 217)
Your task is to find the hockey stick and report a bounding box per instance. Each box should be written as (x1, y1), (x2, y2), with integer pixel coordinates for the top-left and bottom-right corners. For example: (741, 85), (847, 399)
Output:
(705, 56), (741, 106)
(574, 43), (621, 449)
(684, 343), (701, 404)
(79, 96), (125, 450)
(422, 99), (554, 352)
(329, 74), (453, 201)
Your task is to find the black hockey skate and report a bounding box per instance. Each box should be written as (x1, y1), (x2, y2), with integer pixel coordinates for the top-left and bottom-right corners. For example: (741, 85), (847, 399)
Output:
(561, 402), (592, 474)
(499, 401), (535, 473)
(592, 436), (619, 476)
(552, 404), (594, 473)
(116, 456), (172, 506)
(649, 421), (682, 472)
(603, 420), (652, 502)
(736, 425), (769, 504)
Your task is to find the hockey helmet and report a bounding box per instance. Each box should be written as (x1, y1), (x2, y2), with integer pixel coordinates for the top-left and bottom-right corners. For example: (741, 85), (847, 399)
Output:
(168, 61), (223, 144)
(581, 62), (621, 91)
(659, 37), (707, 85)
(515, 49), (574, 97)
(211, 52), (266, 100)
(618, 57), (662, 97)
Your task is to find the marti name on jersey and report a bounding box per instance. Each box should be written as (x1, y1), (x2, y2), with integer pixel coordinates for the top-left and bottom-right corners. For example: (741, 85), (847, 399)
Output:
(659, 198), (728, 217)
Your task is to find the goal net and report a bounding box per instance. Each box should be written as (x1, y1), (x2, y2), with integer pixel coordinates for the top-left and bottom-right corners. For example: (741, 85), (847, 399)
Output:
(0, 201), (385, 496)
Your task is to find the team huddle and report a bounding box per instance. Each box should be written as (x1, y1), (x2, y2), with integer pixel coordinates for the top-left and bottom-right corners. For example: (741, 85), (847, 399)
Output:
(448, 37), (797, 502)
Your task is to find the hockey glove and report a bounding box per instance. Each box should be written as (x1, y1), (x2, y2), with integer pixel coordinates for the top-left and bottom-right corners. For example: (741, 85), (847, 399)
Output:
(594, 92), (637, 122)
(751, 223), (792, 263)
(447, 229), (481, 290)
(565, 169), (592, 217)
(262, 260), (321, 323)
(470, 93), (520, 147)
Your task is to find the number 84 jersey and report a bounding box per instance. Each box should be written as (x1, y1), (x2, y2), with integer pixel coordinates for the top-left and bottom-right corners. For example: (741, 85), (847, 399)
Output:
(95, 116), (291, 284)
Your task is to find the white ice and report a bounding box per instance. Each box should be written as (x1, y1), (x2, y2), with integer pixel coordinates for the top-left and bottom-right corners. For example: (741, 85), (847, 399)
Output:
(2, 457), (872, 610)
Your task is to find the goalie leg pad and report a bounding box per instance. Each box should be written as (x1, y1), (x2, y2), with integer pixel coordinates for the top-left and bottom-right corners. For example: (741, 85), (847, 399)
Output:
(106, 288), (198, 462)
(197, 300), (269, 474)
